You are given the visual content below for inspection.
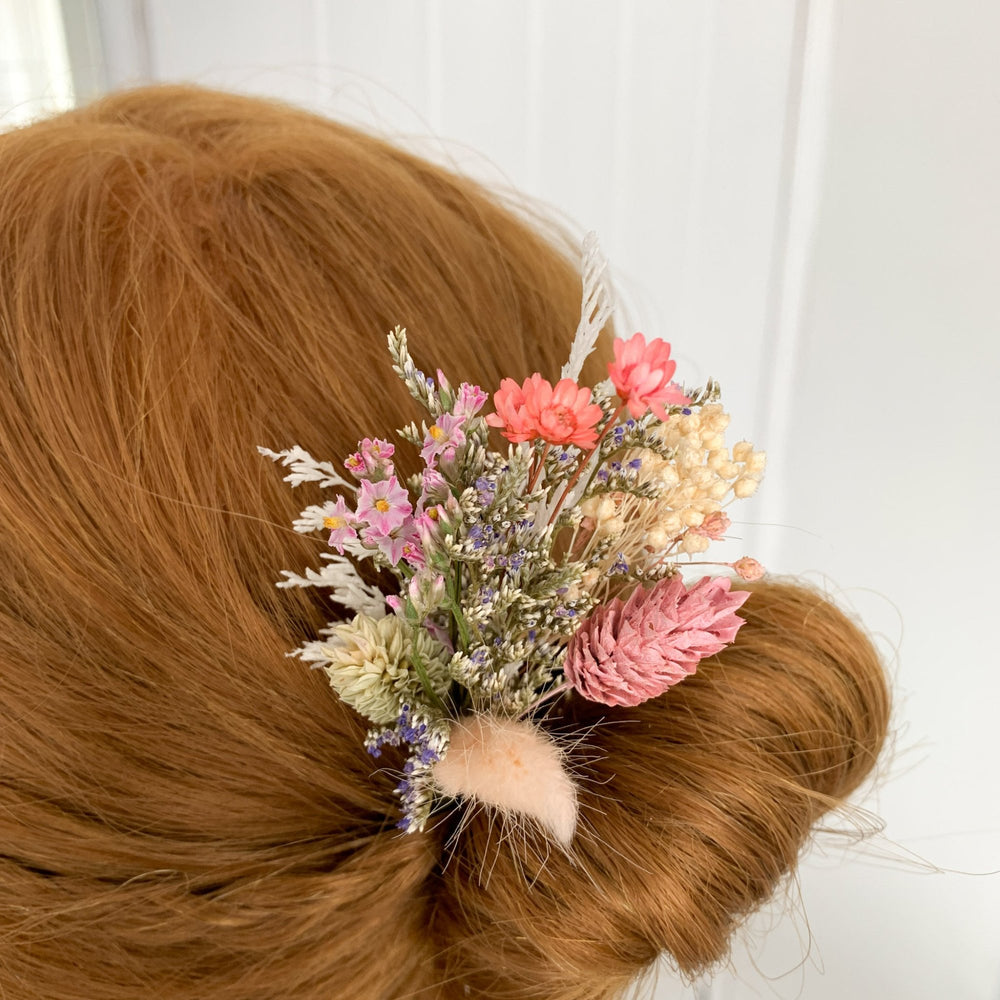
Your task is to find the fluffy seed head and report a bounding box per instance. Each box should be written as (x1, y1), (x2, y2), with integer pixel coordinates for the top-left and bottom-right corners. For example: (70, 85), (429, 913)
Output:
(432, 714), (579, 847)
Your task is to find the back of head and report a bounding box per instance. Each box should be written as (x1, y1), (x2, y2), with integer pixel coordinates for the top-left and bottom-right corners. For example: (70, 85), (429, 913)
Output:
(0, 86), (889, 999)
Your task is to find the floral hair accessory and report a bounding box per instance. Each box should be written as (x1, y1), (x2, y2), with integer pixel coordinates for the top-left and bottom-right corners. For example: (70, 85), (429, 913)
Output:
(261, 235), (766, 845)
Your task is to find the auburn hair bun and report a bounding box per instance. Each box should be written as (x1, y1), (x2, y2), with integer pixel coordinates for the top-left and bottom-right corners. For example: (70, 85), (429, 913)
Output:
(426, 579), (888, 998)
(0, 86), (888, 999)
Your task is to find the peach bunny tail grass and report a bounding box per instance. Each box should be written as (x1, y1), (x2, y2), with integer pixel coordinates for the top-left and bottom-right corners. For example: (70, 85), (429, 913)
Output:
(432, 715), (579, 847)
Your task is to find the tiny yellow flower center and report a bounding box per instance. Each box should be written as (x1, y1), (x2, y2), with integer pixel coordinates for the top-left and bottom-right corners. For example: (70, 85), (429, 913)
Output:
(429, 424), (446, 440)
(427, 508), (439, 521)
(374, 498), (391, 513)
(323, 515), (345, 530)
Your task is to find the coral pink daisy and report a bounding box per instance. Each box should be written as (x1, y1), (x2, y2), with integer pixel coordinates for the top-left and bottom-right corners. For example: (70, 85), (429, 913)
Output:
(530, 377), (604, 449)
(564, 575), (749, 707)
(485, 376), (538, 442)
(608, 333), (691, 420)
(486, 373), (603, 448)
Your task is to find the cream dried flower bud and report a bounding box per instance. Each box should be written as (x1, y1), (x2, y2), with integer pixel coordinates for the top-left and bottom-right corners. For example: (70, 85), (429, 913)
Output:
(747, 451), (767, 473)
(732, 477), (760, 498)
(661, 512), (683, 535)
(732, 441), (754, 463)
(602, 515), (625, 537)
(719, 461), (740, 479)
(656, 464), (680, 487)
(702, 404), (729, 430)
(682, 508), (705, 527)
(677, 445), (700, 467)
(640, 455), (667, 476)
(707, 449), (730, 471)
(597, 496), (617, 520)
(579, 497), (601, 518)
(709, 480), (730, 500)
(680, 531), (711, 554)
(646, 527), (670, 549)
(703, 433), (726, 451)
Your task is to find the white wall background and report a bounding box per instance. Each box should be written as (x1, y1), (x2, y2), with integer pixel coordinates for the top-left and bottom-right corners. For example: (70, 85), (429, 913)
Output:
(4, 1), (999, 997)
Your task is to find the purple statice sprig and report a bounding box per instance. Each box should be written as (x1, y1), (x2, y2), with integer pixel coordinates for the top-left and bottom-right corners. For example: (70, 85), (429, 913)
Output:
(365, 703), (450, 833)
(585, 460), (659, 500)
(683, 376), (722, 409)
(532, 442), (584, 492)
(388, 327), (491, 431)
(595, 411), (677, 464)
(444, 459), (596, 715)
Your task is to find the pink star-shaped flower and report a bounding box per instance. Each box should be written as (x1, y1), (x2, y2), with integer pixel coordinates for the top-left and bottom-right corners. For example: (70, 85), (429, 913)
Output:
(322, 495), (358, 553)
(356, 476), (411, 535)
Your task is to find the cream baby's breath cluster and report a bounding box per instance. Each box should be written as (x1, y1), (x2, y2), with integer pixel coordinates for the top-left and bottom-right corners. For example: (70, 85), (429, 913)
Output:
(262, 236), (766, 842)
(574, 397), (766, 599)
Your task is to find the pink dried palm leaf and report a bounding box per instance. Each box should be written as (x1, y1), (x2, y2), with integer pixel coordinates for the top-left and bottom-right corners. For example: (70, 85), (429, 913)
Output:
(564, 576), (749, 707)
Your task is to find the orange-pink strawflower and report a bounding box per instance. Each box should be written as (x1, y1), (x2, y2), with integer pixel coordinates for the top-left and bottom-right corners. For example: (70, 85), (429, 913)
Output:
(530, 376), (604, 449)
(608, 332), (691, 420)
(486, 376), (539, 442)
(487, 373), (603, 449)
(564, 576), (749, 707)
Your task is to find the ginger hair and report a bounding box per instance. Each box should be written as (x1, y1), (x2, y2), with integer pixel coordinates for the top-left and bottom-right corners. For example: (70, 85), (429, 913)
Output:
(0, 86), (889, 1000)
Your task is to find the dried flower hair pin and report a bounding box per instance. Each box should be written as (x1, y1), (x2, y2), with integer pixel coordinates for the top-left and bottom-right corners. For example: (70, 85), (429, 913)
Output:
(261, 235), (766, 846)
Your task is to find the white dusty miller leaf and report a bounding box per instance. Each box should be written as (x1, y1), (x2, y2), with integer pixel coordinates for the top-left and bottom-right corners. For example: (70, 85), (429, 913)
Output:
(258, 445), (355, 491)
(277, 553), (385, 617)
(560, 232), (615, 384)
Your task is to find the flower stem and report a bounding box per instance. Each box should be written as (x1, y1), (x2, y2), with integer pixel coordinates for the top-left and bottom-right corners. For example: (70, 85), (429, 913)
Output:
(410, 645), (449, 715)
(526, 442), (551, 493)
(446, 570), (471, 650)
(518, 679), (572, 719)
(550, 402), (626, 522)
